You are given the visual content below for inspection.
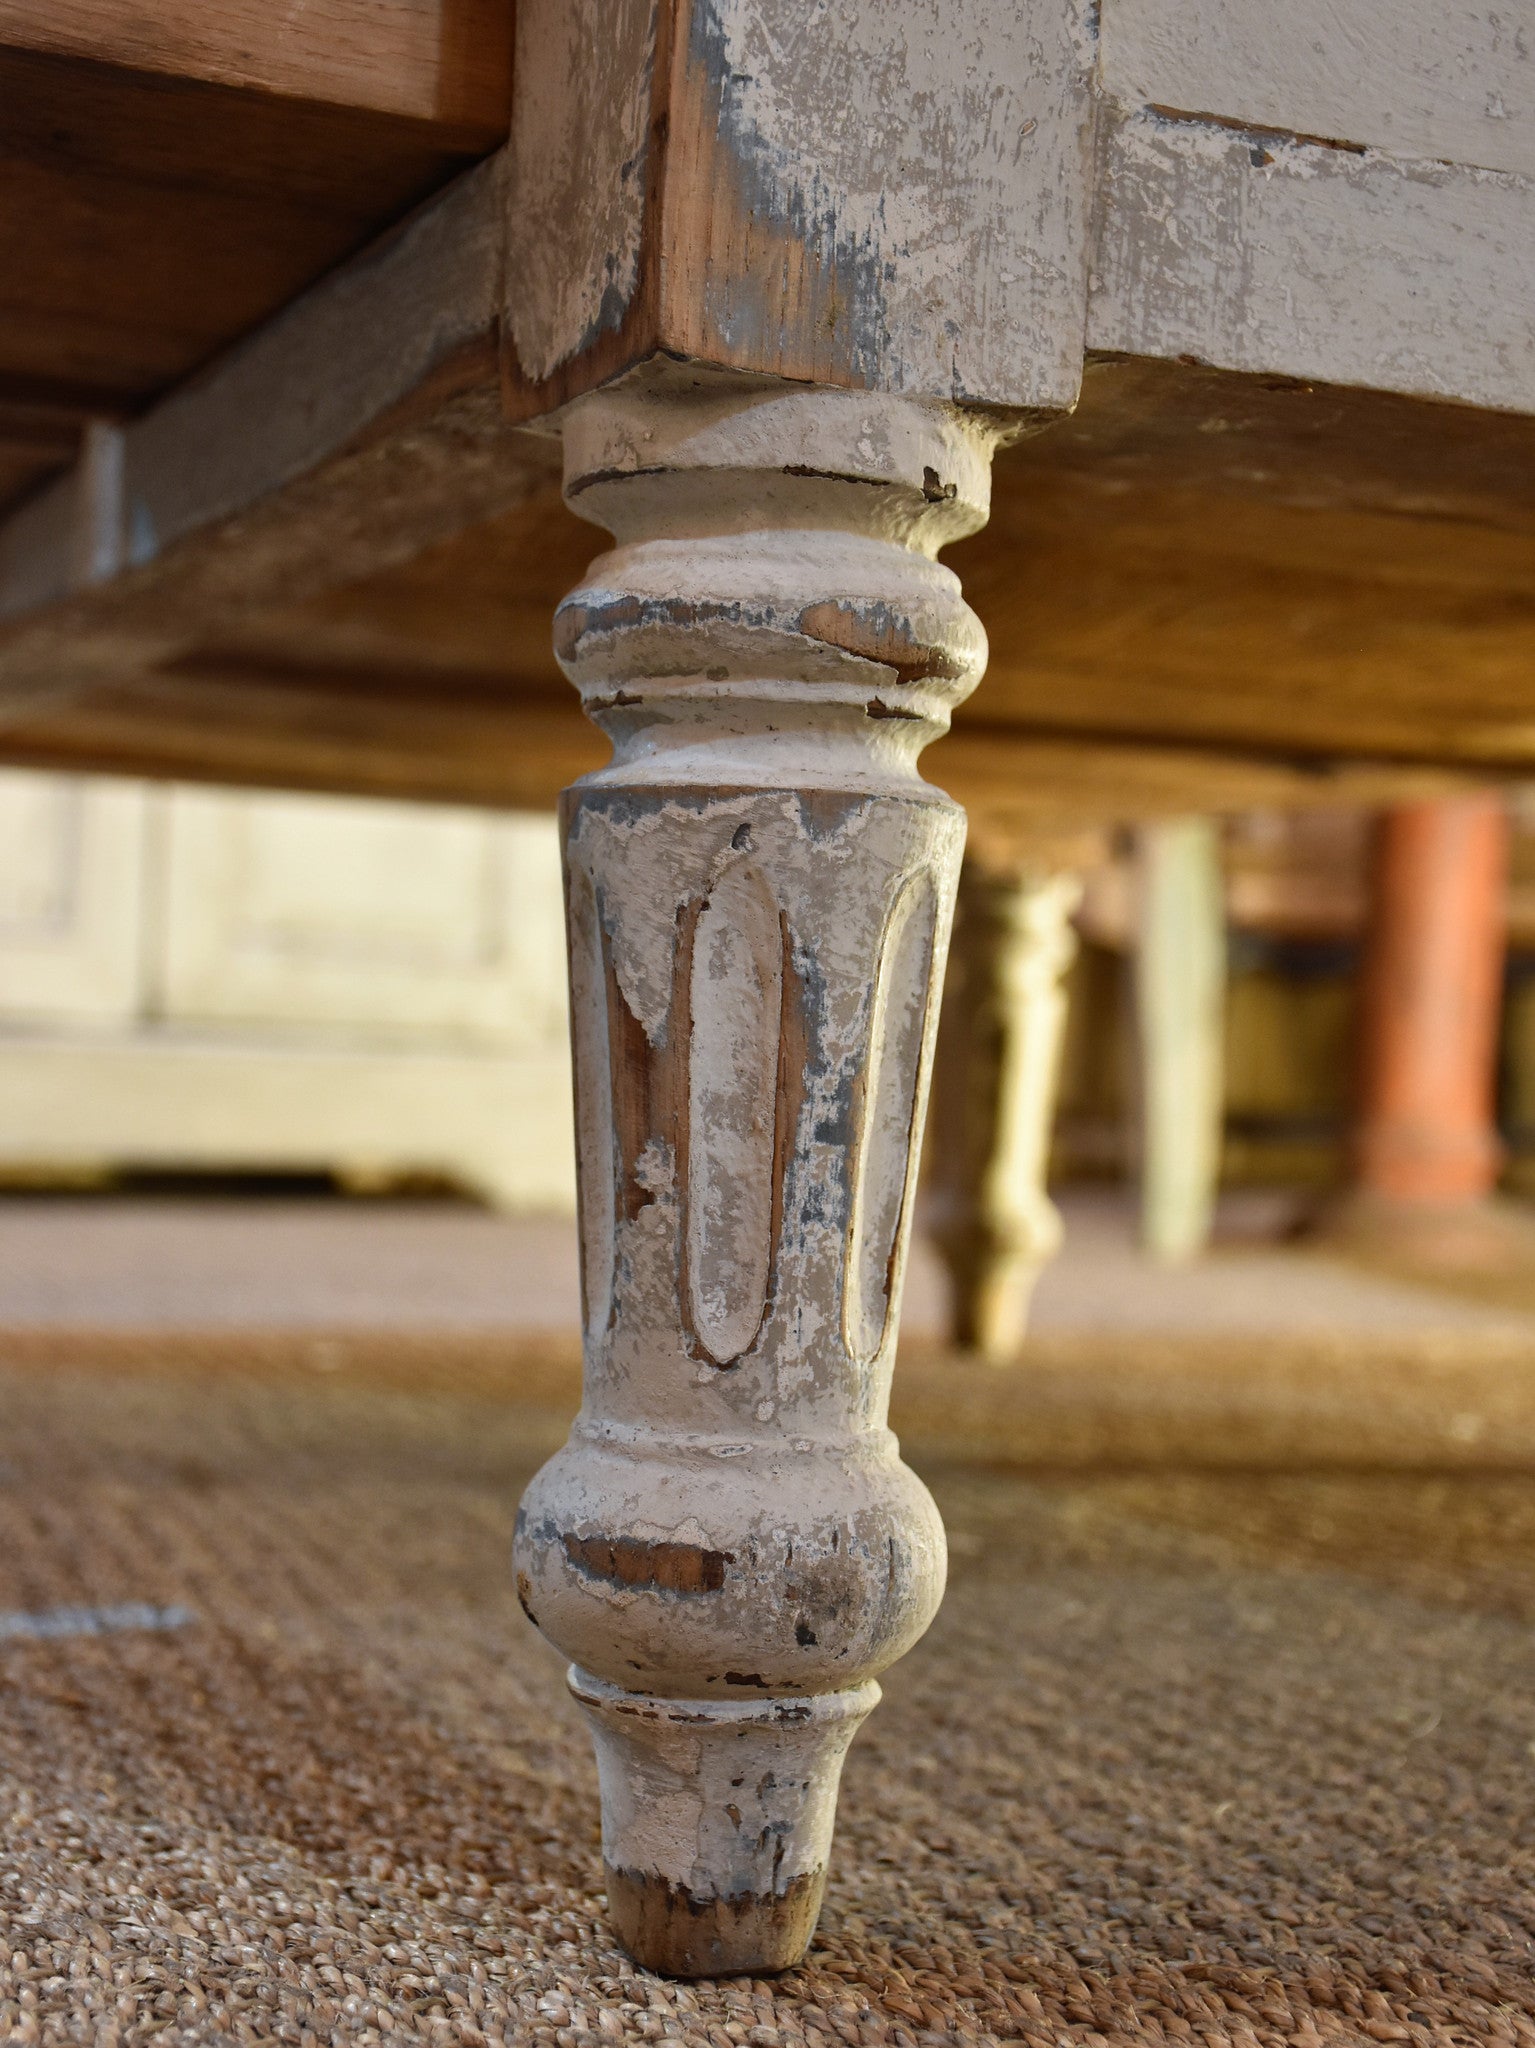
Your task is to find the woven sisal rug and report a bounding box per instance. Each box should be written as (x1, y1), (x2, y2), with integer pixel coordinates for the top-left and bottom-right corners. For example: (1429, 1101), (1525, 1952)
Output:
(1, 1333), (1533, 2046)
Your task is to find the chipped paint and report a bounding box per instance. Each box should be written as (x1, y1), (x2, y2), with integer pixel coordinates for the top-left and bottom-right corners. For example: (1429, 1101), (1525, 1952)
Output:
(573, 1671), (878, 1975)
(685, 857), (783, 1364)
(504, 0), (1098, 413)
(561, 1531), (733, 1594)
(668, 0), (1097, 402)
(843, 868), (941, 1365)
(506, 0), (659, 384)
(1102, 0), (1535, 183)
(513, 368), (999, 1974)
(1089, 106), (1535, 413)
(567, 864), (616, 1337)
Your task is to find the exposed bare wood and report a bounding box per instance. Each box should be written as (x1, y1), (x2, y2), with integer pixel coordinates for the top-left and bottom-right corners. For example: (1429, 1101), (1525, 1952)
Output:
(0, 155), (553, 724)
(1018, 354), (1535, 530)
(0, 680), (1476, 837)
(0, 392), (97, 519)
(2, 316), (1532, 798)
(0, 680), (606, 813)
(956, 484), (1535, 771)
(0, 399), (85, 464)
(936, 729), (1474, 849)
(502, 0), (1097, 417)
(0, 23), (1530, 801)
(949, 358), (1535, 773)
(0, 0), (514, 132)
(0, 35), (506, 454)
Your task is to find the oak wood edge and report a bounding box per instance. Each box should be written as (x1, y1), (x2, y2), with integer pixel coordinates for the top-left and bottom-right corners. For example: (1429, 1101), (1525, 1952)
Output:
(0, 684), (1481, 832)
(0, 0), (515, 140)
(0, 151), (538, 718)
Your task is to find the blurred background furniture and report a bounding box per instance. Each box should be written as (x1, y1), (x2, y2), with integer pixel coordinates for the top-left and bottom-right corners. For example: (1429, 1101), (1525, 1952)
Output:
(0, 768), (572, 1208)
(1132, 818), (1227, 1265)
(927, 852), (1087, 1361)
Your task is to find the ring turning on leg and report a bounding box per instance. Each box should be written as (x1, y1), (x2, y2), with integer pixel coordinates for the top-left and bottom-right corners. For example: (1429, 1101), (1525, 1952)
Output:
(514, 367), (1001, 1975)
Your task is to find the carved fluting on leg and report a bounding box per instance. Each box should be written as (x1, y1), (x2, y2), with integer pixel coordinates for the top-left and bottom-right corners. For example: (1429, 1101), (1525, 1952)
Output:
(929, 861), (1082, 1362)
(513, 369), (1000, 1976)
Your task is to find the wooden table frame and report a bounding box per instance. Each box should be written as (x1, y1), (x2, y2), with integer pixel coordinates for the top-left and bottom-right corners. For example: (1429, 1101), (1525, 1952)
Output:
(0, 0), (1531, 1976)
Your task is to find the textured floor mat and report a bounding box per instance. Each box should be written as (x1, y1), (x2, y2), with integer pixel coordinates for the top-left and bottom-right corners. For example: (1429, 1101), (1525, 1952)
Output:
(1, 1350), (1533, 2046)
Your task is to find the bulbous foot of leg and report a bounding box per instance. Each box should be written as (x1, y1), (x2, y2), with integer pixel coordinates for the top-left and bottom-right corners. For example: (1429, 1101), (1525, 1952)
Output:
(572, 1671), (879, 1977)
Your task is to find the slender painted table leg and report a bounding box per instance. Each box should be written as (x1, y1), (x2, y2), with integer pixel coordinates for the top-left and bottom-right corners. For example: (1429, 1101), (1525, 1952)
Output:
(1134, 817), (1227, 1263)
(929, 858), (1081, 1360)
(1352, 794), (1509, 1207)
(513, 369), (1000, 1976)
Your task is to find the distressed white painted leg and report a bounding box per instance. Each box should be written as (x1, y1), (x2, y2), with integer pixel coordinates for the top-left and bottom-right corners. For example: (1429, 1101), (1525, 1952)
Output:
(513, 369), (998, 1976)
(928, 859), (1081, 1361)
(1134, 817), (1227, 1263)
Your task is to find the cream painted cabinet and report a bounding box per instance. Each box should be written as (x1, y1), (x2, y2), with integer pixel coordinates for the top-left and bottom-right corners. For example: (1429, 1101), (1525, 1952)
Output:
(157, 787), (568, 1044)
(0, 773), (575, 1210)
(0, 770), (148, 1025)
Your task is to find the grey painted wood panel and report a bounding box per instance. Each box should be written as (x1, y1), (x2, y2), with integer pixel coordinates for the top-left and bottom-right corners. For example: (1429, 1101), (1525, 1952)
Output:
(1102, 0), (1535, 180)
(1088, 108), (1535, 415)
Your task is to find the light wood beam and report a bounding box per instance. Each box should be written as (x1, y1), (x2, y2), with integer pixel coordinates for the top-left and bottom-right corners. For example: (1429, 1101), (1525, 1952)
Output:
(0, 155), (550, 722)
(0, 21), (511, 454)
(0, 9), (1531, 805)
(0, 0), (514, 132)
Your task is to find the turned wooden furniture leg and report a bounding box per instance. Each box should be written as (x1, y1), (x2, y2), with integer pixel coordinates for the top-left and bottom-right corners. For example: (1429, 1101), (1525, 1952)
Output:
(513, 370), (998, 1977)
(1352, 795), (1509, 1206)
(928, 858), (1081, 1360)
(1134, 817), (1227, 1262)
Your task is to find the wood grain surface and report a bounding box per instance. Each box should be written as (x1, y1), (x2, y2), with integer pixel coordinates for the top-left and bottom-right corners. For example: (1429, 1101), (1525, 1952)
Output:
(0, 0), (513, 128)
(0, 5), (1532, 808)
(503, 0), (1095, 417)
(0, 0), (511, 516)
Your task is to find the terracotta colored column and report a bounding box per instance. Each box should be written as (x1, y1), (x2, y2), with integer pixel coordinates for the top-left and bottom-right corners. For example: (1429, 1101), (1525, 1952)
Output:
(1352, 795), (1509, 1204)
